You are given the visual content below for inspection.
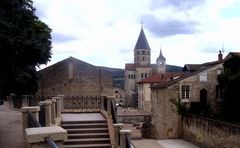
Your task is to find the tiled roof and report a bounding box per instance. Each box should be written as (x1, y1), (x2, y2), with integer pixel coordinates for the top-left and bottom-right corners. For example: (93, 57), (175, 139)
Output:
(134, 28), (151, 50)
(152, 61), (223, 89)
(138, 72), (185, 84)
(125, 63), (136, 71)
(224, 52), (240, 60)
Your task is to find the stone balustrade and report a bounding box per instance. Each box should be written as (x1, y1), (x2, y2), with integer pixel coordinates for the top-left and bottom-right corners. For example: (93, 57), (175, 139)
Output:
(63, 96), (102, 111)
(114, 123), (133, 148)
(19, 95), (132, 148)
(21, 95), (66, 147)
(62, 96), (114, 113)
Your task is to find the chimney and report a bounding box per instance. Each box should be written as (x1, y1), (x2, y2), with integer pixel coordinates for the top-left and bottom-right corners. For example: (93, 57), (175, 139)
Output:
(218, 50), (223, 61)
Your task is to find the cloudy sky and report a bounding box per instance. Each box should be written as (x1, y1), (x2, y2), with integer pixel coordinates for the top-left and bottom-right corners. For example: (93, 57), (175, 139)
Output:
(33, 0), (240, 69)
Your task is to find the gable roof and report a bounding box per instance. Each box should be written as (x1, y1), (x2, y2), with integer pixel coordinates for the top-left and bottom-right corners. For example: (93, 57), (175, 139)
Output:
(134, 28), (151, 50)
(224, 52), (240, 60)
(138, 72), (184, 84)
(152, 60), (223, 89)
(182, 64), (202, 72)
(38, 56), (96, 72)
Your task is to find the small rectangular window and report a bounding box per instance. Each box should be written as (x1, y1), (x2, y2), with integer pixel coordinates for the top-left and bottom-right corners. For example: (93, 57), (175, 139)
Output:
(141, 73), (144, 78)
(142, 51), (145, 55)
(128, 75), (131, 79)
(181, 85), (190, 99)
(145, 73), (147, 78)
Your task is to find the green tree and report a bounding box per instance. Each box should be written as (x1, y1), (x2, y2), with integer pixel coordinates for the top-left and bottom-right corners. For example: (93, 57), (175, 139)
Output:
(218, 55), (240, 119)
(0, 0), (52, 98)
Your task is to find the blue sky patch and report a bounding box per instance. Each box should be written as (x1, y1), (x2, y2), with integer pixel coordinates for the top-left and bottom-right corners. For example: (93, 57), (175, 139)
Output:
(221, 3), (240, 19)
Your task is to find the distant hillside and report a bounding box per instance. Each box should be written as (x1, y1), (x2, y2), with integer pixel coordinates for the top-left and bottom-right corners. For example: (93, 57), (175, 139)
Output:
(99, 64), (182, 89)
(166, 65), (183, 72)
(99, 67), (125, 89)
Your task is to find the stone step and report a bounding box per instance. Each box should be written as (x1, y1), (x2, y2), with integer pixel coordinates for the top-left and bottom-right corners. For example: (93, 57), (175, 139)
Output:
(62, 123), (108, 129)
(62, 120), (106, 124)
(63, 143), (111, 148)
(64, 138), (110, 145)
(68, 133), (109, 139)
(66, 128), (109, 134)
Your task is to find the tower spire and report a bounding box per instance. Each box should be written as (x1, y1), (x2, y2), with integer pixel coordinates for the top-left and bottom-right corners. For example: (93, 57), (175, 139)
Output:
(221, 41), (224, 54)
(156, 47), (166, 73)
(141, 20), (144, 29)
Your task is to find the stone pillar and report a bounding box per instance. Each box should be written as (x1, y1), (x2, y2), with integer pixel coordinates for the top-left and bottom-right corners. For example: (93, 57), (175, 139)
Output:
(107, 96), (113, 114)
(114, 123), (124, 148)
(40, 100), (52, 126)
(101, 96), (104, 110)
(10, 93), (16, 108)
(54, 97), (62, 118)
(120, 129), (132, 148)
(50, 99), (56, 124)
(21, 106), (40, 137)
(22, 95), (29, 107)
(57, 95), (64, 111)
(25, 126), (68, 148)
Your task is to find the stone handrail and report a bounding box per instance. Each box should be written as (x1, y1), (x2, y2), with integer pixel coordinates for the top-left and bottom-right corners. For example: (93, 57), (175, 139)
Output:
(21, 95), (66, 148)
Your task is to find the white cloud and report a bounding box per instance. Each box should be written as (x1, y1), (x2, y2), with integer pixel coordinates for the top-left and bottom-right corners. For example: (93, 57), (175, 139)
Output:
(34, 0), (240, 69)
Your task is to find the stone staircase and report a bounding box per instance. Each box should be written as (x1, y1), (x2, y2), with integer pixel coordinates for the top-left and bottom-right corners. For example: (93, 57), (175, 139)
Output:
(62, 119), (111, 148)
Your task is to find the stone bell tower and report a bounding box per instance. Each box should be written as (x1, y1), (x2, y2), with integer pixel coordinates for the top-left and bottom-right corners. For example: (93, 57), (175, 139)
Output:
(156, 48), (166, 73)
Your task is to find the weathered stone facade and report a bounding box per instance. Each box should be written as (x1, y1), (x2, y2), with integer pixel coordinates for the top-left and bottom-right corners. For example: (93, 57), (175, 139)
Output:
(151, 58), (225, 139)
(37, 57), (113, 96)
(151, 85), (182, 139)
(138, 72), (184, 113)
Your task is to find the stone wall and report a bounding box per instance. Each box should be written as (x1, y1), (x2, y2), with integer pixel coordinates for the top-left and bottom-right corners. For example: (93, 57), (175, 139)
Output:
(151, 86), (182, 139)
(117, 114), (151, 123)
(182, 114), (240, 148)
(37, 57), (113, 96)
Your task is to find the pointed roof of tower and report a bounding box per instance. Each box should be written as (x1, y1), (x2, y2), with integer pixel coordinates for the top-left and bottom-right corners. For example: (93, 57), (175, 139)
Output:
(134, 28), (151, 50)
(157, 49), (166, 61)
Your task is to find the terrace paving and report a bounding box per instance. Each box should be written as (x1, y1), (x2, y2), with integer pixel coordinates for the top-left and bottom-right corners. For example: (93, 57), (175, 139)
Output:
(0, 101), (25, 148)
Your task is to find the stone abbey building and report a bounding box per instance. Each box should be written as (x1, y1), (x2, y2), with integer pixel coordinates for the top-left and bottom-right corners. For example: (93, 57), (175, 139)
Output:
(124, 28), (166, 106)
(37, 57), (113, 96)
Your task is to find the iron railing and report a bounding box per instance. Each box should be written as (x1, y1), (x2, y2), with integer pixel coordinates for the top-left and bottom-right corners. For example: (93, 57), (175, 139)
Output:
(111, 99), (117, 123)
(126, 134), (136, 148)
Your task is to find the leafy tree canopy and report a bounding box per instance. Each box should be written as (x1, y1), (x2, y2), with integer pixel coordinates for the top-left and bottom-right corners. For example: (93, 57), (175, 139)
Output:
(0, 0), (52, 97)
(218, 55), (240, 118)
